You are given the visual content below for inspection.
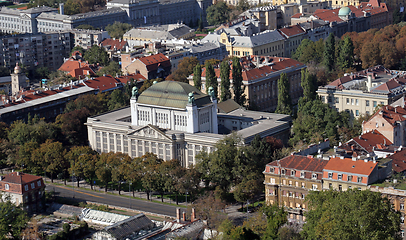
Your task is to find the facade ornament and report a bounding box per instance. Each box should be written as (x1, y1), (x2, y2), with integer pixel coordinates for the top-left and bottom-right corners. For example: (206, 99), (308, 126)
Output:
(208, 86), (216, 100)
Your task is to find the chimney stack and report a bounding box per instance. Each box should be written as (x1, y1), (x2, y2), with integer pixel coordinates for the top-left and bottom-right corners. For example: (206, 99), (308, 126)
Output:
(176, 208), (181, 222)
(191, 208), (196, 222)
(182, 212), (186, 222)
(59, 3), (64, 15)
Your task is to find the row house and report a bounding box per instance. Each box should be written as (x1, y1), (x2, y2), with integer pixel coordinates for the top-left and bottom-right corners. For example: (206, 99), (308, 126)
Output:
(264, 155), (328, 222)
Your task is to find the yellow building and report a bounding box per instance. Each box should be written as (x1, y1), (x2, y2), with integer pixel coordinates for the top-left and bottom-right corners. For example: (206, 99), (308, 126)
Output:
(205, 31), (285, 58)
(263, 155), (328, 222)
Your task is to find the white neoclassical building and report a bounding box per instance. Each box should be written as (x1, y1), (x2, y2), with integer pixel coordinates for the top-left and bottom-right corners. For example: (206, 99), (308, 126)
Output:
(86, 81), (291, 167)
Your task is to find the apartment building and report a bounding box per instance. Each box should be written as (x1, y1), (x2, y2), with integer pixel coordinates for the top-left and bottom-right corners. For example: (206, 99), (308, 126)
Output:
(362, 105), (406, 147)
(0, 172), (45, 213)
(264, 155), (328, 222)
(0, 31), (71, 73)
(189, 55), (306, 112)
(317, 65), (406, 118)
(278, 24), (306, 57)
(322, 157), (380, 191)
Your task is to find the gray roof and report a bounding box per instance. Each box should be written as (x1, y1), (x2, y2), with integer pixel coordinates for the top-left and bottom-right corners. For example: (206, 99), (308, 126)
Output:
(217, 99), (242, 113)
(189, 42), (224, 53)
(124, 24), (193, 40)
(37, 12), (69, 21)
(104, 214), (155, 240)
(108, 0), (155, 4)
(138, 81), (212, 109)
(0, 76), (11, 84)
(0, 7), (21, 16)
(70, 7), (125, 20)
(202, 30), (285, 48)
(159, 0), (191, 5)
(24, 6), (57, 14)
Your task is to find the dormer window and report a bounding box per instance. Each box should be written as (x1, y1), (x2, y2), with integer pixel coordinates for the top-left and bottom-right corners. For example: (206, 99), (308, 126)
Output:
(291, 170), (295, 176)
(312, 173), (317, 179)
(270, 167), (274, 173)
(5, 184), (9, 190)
(300, 172), (305, 178)
(281, 169), (285, 175)
(328, 172), (333, 179)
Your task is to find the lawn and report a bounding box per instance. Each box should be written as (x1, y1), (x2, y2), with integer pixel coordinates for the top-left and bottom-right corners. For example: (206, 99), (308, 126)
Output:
(7, 3), (27, 8)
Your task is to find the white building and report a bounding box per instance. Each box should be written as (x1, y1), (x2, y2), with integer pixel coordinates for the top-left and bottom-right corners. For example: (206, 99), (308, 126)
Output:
(86, 81), (291, 167)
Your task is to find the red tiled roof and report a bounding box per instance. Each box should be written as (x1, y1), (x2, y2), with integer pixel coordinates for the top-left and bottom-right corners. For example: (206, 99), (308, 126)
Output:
(313, 9), (344, 23)
(323, 157), (377, 176)
(83, 75), (121, 92)
(265, 155), (328, 180)
(101, 38), (127, 51)
(1, 172), (44, 194)
(366, 105), (406, 126)
(372, 79), (401, 92)
(389, 148), (406, 173)
(291, 13), (303, 18)
(116, 73), (146, 84)
(138, 53), (171, 71)
(68, 66), (96, 78)
(352, 130), (392, 153)
(278, 25), (305, 38)
(201, 56), (304, 82)
(58, 58), (90, 72)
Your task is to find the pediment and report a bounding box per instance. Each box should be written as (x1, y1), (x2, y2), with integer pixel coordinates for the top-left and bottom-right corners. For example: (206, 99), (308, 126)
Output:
(128, 124), (172, 141)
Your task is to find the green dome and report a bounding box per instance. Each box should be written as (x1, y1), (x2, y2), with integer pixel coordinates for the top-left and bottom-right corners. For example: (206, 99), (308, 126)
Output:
(137, 81), (212, 109)
(338, 6), (351, 16)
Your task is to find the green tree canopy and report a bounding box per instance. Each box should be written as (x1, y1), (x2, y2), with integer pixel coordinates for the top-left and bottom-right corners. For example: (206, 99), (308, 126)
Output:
(338, 35), (355, 70)
(75, 24), (98, 30)
(83, 45), (109, 66)
(323, 33), (336, 71)
(205, 61), (217, 98)
(206, 1), (230, 26)
(0, 196), (28, 240)
(232, 57), (245, 106)
(302, 189), (401, 240)
(275, 72), (292, 115)
(220, 60), (231, 102)
(166, 57), (199, 83)
(97, 61), (122, 77)
(193, 64), (202, 90)
(105, 22), (133, 39)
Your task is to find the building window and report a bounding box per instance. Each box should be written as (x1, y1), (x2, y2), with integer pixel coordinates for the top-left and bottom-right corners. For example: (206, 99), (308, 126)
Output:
(348, 186), (352, 190)
(301, 182), (305, 188)
(338, 174), (342, 180)
(351, 99), (354, 105)
(328, 172), (333, 179)
(401, 204), (404, 210)
(338, 185), (342, 191)
(348, 175), (353, 181)
(270, 178), (275, 184)
(312, 184), (318, 190)
(357, 177), (363, 183)
(281, 169), (285, 175)
(300, 172), (305, 178)
(270, 168), (274, 173)
(31, 183), (35, 189)
(282, 179), (286, 185)
(366, 100), (370, 106)
(289, 192), (293, 197)
(289, 180), (292, 186)
(291, 170), (295, 176)
(334, 97), (339, 103)
(356, 110), (359, 116)
(329, 183), (332, 189)
(312, 173), (317, 179)
(373, 101), (377, 107)
(24, 185), (28, 191)
(5, 184), (9, 190)
(346, 98), (349, 104)
(355, 99), (359, 105)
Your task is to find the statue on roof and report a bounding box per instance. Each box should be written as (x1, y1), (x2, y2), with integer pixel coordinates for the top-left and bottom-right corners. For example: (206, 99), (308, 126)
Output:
(208, 86), (216, 100)
(132, 86), (139, 99)
(188, 92), (195, 104)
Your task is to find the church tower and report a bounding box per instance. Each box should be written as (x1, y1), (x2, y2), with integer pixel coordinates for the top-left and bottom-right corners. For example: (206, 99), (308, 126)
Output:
(11, 63), (27, 96)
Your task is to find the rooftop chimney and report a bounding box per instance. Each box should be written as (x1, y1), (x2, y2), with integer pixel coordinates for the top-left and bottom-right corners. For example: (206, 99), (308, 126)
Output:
(59, 3), (64, 15)
(176, 208), (181, 222)
(191, 208), (196, 222)
(182, 212), (186, 222)
(367, 75), (372, 92)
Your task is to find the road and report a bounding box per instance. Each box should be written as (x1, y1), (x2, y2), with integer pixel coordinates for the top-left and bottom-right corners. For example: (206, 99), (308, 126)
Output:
(46, 184), (185, 217)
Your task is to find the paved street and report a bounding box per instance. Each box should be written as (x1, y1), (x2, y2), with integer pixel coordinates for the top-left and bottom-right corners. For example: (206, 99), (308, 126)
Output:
(46, 184), (185, 217)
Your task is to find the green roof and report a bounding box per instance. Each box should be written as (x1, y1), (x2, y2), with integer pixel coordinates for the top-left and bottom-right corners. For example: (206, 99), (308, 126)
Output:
(137, 81), (212, 109)
(338, 6), (351, 16)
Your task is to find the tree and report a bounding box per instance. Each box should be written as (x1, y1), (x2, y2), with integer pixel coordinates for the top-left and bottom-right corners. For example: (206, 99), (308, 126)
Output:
(0, 195), (28, 240)
(71, 46), (85, 56)
(83, 45), (109, 66)
(232, 57), (245, 106)
(191, 192), (227, 229)
(220, 60), (231, 102)
(219, 219), (260, 240)
(262, 204), (288, 240)
(98, 61), (122, 77)
(299, 68), (317, 109)
(193, 64), (202, 90)
(110, 152), (130, 195)
(34, 66), (50, 80)
(323, 33), (335, 71)
(206, 1), (230, 26)
(196, 133), (240, 198)
(57, 108), (90, 146)
(0, 67), (10, 77)
(205, 61), (217, 98)
(64, 0), (81, 15)
(337, 35), (354, 70)
(237, 0), (250, 11)
(105, 22), (133, 39)
(96, 152), (114, 192)
(32, 140), (66, 183)
(275, 73), (292, 115)
(302, 189), (401, 240)
(107, 89), (126, 111)
(138, 153), (163, 200)
(67, 146), (97, 188)
(166, 57), (199, 82)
